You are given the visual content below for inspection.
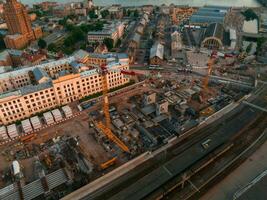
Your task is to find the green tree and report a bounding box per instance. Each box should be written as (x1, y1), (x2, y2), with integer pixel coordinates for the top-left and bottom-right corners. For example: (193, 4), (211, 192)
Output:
(100, 10), (109, 18)
(116, 38), (122, 47)
(0, 35), (6, 50)
(127, 9), (131, 17)
(88, 10), (98, 19)
(133, 9), (139, 18)
(47, 43), (57, 52)
(38, 39), (47, 49)
(72, 27), (85, 41)
(65, 23), (75, 31)
(123, 8), (127, 16)
(103, 38), (114, 50)
(256, 37), (266, 54)
(242, 9), (258, 21)
(64, 36), (75, 47)
(94, 21), (104, 31)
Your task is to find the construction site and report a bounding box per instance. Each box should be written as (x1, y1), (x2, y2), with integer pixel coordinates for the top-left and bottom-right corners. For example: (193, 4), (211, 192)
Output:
(0, 47), (257, 200)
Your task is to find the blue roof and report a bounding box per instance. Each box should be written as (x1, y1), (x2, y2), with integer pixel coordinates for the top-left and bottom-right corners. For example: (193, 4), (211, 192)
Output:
(117, 53), (128, 59)
(8, 49), (23, 57)
(20, 82), (52, 95)
(70, 61), (83, 68)
(190, 5), (228, 24)
(33, 68), (49, 82)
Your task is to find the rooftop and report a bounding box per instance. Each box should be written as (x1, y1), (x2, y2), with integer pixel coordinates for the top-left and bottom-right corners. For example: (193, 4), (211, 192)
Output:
(150, 42), (164, 60)
(190, 6), (229, 24)
(204, 23), (224, 40)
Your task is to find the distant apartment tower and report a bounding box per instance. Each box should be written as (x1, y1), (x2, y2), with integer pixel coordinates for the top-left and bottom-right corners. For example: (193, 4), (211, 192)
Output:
(84, 0), (94, 10)
(3, 0), (42, 49)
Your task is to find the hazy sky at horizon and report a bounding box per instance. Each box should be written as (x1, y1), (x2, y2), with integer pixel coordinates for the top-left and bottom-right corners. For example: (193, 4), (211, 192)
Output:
(20, 0), (260, 7)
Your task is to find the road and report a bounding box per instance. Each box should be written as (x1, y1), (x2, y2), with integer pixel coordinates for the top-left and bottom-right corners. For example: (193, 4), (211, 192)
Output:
(61, 83), (267, 200)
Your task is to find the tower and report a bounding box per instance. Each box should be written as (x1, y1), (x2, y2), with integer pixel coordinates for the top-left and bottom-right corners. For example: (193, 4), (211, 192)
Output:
(3, 0), (42, 49)
(4, 0), (34, 41)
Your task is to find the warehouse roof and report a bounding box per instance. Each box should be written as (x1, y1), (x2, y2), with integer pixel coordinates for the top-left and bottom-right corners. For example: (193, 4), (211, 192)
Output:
(150, 42), (164, 60)
(20, 82), (52, 95)
(204, 23), (224, 40)
(33, 68), (50, 82)
(190, 6), (229, 24)
(132, 33), (141, 44)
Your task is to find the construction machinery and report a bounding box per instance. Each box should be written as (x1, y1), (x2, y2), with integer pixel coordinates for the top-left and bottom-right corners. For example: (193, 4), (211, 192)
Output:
(95, 64), (162, 153)
(100, 157), (117, 170)
(202, 51), (217, 91)
(20, 133), (37, 143)
(95, 64), (145, 153)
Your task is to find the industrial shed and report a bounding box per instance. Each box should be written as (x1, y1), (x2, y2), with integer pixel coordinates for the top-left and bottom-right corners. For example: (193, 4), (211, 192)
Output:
(51, 109), (63, 122)
(62, 105), (73, 118)
(30, 116), (42, 130)
(150, 42), (164, 65)
(0, 126), (8, 141)
(21, 119), (33, 134)
(43, 111), (55, 125)
(7, 124), (18, 139)
(189, 6), (229, 26)
(201, 23), (224, 49)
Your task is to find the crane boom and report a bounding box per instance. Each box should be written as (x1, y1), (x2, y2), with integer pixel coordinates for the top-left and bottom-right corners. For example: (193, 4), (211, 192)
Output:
(95, 64), (130, 153)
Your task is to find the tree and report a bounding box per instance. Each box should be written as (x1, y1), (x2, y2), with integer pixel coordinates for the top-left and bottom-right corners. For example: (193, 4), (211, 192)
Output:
(127, 9), (131, 17)
(0, 35), (6, 50)
(71, 27), (85, 41)
(133, 9), (139, 18)
(123, 8), (127, 16)
(242, 9), (258, 21)
(88, 10), (98, 19)
(103, 38), (114, 50)
(38, 39), (47, 49)
(64, 36), (75, 47)
(116, 38), (122, 47)
(256, 37), (266, 54)
(47, 43), (57, 52)
(65, 23), (75, 31)
(100, 10), (109, 18)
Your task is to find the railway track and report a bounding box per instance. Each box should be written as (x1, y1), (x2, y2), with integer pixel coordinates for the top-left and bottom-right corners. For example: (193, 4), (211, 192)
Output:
(158, 113), (267, 200)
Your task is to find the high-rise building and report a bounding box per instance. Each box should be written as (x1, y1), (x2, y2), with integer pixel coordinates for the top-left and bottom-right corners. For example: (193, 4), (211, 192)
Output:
(3, 0), (42, 49)
(84, 0), (94, 10)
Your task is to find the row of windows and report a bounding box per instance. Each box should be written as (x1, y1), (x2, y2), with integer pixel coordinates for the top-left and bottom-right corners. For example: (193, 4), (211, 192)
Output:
(0, 75), (129, 123)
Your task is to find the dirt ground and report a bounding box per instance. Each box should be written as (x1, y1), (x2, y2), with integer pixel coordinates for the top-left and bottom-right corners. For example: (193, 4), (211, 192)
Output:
(0, 85), (151, 185)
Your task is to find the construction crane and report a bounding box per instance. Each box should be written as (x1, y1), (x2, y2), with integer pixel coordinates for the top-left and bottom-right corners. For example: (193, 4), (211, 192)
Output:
(203, 51), (217, 91)
(96, 64), (144, 153)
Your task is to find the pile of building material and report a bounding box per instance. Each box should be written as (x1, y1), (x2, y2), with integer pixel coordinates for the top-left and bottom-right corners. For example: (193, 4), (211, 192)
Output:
(30, 116), (42, 130)
(43, 112), (55, 125)
(52, 109), (63, 122)
(7, 124), (19, 139)
(21, 119), (33, 134)
(62, 105), (73, 118)
(0, 126), (8, 141)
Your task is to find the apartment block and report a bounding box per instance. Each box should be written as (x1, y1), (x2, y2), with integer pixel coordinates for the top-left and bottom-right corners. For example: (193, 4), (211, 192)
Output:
(87, 21), (125, 44)
(0, 51), (130, 125)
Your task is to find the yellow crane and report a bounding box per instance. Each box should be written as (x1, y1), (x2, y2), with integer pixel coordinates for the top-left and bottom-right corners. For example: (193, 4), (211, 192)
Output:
(95, 64), (130, 153)
(203, 51), (216, 91)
